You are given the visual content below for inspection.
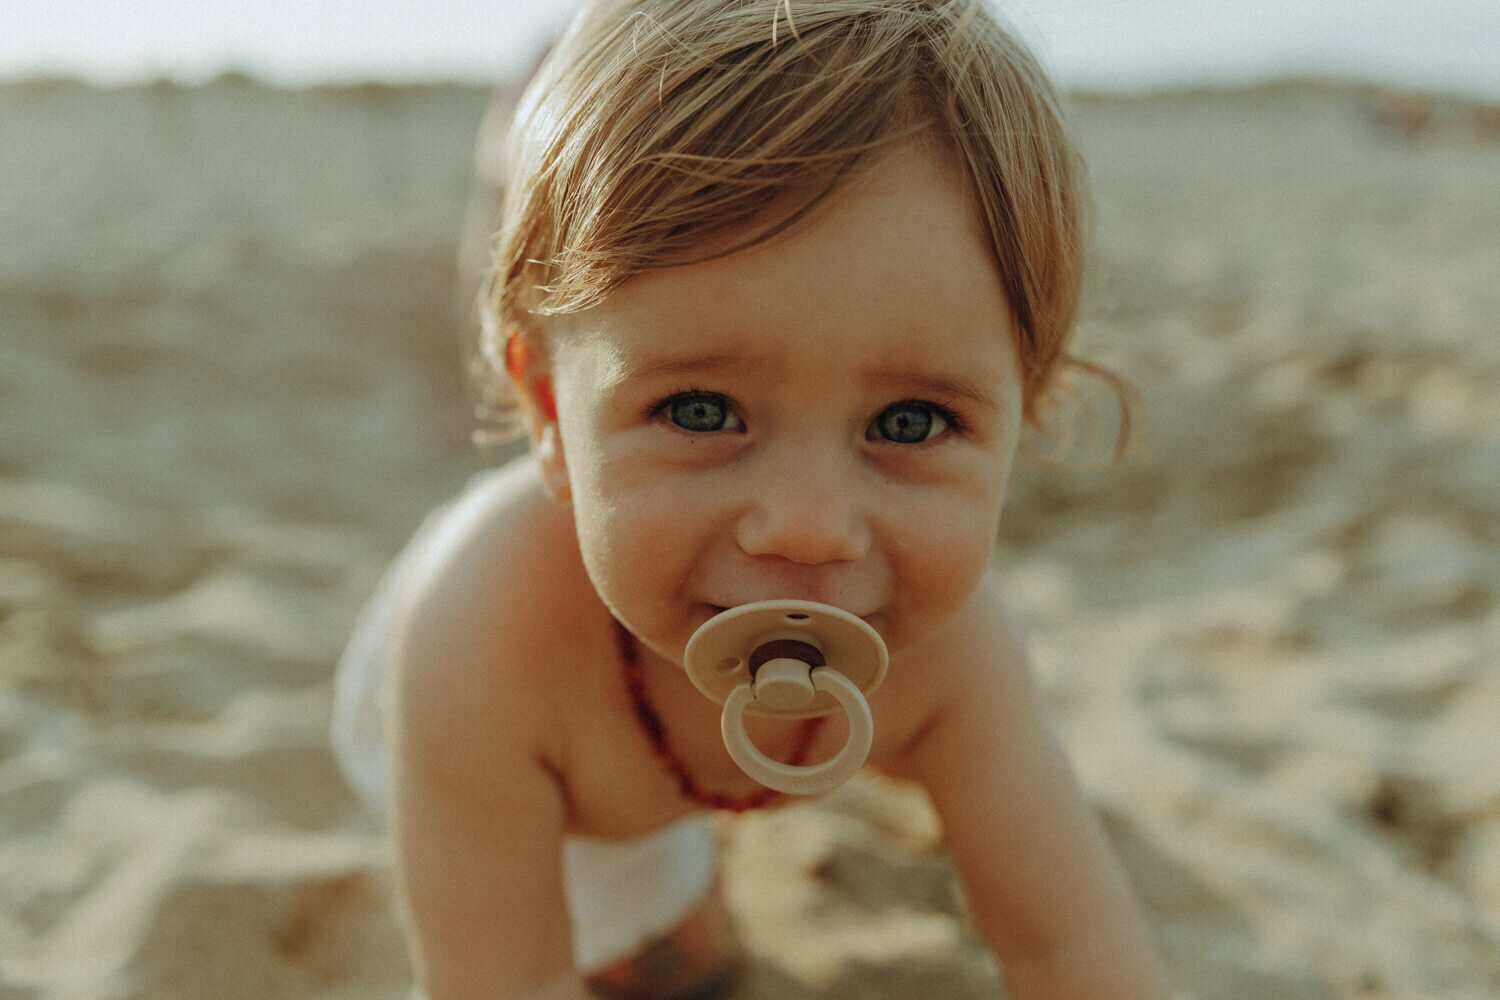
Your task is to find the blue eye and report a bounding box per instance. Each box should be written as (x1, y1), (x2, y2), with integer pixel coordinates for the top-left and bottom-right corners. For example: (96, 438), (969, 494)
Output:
(869, 402), (949, 443)
(665, 392), (739, 432)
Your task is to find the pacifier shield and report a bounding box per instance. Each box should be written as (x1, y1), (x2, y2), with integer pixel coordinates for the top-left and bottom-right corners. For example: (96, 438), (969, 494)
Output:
(685, 600), (889, 795)
(683, 600), (887, 719)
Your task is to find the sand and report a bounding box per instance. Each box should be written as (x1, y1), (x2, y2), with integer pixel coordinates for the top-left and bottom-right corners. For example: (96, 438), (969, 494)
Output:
(1, 76), (1497, 999)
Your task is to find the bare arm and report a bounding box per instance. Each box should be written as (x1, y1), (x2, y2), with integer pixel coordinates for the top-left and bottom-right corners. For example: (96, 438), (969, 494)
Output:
(389, 517), (586, 1000)
(904, 597), (1170, 999)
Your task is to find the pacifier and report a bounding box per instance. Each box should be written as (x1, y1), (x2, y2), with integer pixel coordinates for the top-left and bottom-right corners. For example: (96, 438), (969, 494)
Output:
(683, 600), (887, 796)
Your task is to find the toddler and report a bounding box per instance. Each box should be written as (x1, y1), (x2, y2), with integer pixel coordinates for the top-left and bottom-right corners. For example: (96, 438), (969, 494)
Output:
(332, 1), (1171, 998)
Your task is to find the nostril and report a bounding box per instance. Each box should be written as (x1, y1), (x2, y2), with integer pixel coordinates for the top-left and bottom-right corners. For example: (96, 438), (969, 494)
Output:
(733, 499), (870, 567)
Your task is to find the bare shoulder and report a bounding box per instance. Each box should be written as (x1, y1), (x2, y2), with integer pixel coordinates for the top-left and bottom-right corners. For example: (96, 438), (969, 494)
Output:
(879, 570), (1039, 774)
(398, 459), (590, 663)
(909, 570), (1033, 701)
(391, 457), (594, 778)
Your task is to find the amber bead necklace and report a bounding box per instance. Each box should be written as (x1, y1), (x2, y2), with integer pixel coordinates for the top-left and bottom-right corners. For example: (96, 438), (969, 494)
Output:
(614, 620), (824, 813)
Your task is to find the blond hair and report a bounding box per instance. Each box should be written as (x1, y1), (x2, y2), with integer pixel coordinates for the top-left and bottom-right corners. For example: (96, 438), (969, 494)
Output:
(477, 0), (1097, 437)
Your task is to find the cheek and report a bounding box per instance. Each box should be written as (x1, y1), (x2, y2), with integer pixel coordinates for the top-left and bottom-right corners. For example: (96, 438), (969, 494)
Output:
(891, 482), (1005, 606)
(601, 509), (678, 570)
(573, 476), (693, 589)
(913, 514), (995, 594)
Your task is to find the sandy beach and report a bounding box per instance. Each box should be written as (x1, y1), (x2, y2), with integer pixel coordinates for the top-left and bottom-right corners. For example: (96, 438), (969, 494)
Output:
(1, 76), (1497, 999)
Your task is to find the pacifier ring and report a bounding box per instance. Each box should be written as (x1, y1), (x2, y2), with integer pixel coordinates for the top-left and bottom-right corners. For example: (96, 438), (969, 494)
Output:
(722, 666), (872, 795)
(683, 600), (888, 797)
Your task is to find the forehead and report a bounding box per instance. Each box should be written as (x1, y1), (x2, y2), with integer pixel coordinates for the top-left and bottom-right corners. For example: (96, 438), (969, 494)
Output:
(545, 140), (1023, 433)
(554, 138), (1013, 364)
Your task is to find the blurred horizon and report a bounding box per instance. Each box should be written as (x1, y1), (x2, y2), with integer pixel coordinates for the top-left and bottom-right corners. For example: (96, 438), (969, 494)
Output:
(5, 0), (1500, 99)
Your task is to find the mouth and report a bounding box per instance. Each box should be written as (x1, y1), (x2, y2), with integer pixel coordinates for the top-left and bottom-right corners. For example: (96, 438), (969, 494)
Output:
(705, 600), (878, 628)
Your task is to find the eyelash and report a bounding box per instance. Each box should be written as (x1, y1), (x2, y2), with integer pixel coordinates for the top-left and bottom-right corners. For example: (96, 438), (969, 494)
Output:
(871, 399), (965, 447)
(913, 399), (966, 435)
(649, 386), (705, 413)
(648, 389), (967, 441)
(648, 386), (735, 423)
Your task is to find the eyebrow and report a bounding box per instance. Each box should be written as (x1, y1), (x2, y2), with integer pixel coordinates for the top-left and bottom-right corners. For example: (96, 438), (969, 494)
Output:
(866, 369), (998, 411)
(612, 352), (999, 411)
(613, 353), (759, 385)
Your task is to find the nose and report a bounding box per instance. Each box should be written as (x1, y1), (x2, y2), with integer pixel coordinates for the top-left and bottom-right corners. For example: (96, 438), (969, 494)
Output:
(733, 454), (871, 566)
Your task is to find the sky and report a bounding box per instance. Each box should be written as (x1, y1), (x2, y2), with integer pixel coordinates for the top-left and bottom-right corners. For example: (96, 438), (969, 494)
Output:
(4, 0), (1500, 98)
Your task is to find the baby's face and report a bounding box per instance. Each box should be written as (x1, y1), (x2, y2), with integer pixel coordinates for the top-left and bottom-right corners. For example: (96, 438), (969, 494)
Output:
(539, 139), (1024, 665)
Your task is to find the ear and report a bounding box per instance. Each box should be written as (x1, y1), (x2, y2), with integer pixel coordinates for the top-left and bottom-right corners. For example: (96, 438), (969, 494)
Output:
(534, 423), (571, 502)
(504, 332), (571, 502)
